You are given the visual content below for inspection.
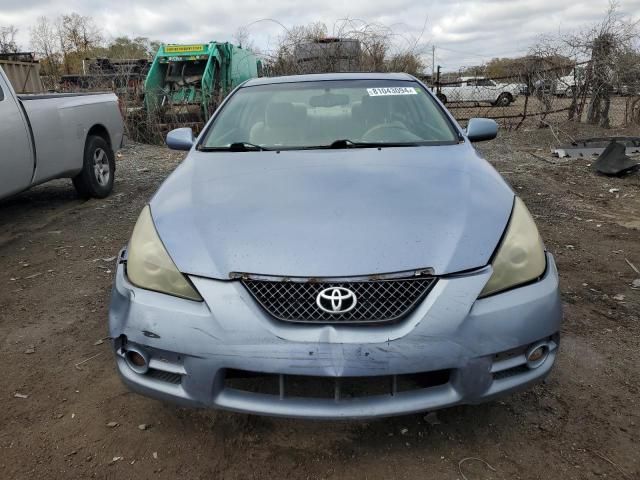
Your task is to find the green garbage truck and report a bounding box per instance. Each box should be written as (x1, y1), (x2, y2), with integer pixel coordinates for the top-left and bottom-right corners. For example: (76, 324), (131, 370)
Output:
(144, 42), (261, 129)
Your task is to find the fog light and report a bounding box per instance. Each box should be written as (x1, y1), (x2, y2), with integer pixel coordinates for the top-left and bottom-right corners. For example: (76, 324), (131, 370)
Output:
(124, 347), (149, 374)
(526, 343), (549, 369)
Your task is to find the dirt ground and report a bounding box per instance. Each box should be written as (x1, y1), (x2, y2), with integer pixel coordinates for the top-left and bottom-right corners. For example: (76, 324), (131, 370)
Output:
(1, 124), (638, 480)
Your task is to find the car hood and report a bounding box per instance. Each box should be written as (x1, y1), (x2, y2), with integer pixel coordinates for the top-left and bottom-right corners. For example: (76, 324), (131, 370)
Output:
(150, 144), (514, 279)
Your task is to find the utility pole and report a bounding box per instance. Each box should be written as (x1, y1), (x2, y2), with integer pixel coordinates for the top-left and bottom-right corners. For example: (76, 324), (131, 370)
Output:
(431, 45), (435, 78)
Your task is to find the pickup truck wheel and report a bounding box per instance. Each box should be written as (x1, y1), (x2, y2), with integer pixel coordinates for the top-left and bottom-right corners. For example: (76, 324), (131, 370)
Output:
(495, 93), (513, 107)
(73, 135), (114, 199)
(436, 93), (447, 103)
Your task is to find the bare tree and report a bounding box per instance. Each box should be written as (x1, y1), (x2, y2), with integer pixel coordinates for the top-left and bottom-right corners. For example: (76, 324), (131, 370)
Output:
(264, 18), (426, 76)
(56, 13), (103, 74)
(30, 17), (62, 87)
(565, 1), (639, 127)
(0, 25), (19, 54)
(233, 26), (260, 54)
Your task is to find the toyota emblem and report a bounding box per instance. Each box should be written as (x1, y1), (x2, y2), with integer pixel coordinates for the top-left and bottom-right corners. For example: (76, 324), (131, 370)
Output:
(316, 287), (357, 314)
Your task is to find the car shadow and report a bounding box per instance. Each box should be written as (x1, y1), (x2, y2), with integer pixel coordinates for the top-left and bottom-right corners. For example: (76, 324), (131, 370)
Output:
(161, 385), (550, 454)
(0, 180), (88, 248)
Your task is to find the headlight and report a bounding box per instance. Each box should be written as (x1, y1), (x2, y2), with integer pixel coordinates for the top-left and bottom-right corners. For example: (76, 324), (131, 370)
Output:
(479, 197), (546, 297)
(126, 205), (202, 301)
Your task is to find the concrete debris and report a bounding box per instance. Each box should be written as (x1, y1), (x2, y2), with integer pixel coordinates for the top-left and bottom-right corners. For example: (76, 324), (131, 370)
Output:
(106, 421), (118, 428)
(24, 345), (35, 354)
(14, 392), (29, 399)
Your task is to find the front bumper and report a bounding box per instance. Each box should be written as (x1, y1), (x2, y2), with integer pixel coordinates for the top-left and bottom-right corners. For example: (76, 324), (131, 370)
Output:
(108, 253), (562, 419)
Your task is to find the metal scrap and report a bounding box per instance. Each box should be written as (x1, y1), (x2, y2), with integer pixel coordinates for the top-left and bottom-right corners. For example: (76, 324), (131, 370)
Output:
(592, 141), (640, 176)
(74, 352), (103, 370)
(553, 137), (640, 158)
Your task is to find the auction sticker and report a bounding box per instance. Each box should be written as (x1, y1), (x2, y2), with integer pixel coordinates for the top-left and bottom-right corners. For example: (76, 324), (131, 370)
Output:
(367, 87), (417, 96)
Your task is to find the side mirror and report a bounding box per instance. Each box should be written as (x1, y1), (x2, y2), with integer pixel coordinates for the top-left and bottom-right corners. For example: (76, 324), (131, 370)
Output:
(166, 128), (195, 151)
(466, 118), (498, 142)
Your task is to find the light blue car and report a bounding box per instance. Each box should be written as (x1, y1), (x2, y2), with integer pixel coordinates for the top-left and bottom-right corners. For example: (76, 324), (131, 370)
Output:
(109, 73), (562, 419)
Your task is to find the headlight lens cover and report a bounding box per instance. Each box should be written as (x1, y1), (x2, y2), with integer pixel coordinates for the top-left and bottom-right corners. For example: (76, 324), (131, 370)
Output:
(479, 197), (546, 297)
(127, 205), (202, 301)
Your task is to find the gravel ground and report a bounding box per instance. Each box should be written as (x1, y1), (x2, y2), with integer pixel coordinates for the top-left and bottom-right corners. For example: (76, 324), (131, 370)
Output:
(0, 125), (638, 479)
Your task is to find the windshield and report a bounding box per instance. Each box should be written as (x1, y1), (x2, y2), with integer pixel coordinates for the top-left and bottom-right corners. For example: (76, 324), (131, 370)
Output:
(200, 80), (458, 150)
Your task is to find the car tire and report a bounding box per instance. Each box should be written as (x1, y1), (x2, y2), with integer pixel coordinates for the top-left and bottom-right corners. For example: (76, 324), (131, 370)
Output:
(73, 135), (115, 199)
(495, 93), (512, 107)
(564, 86), (575, 97)
(436, 93), (447, 104)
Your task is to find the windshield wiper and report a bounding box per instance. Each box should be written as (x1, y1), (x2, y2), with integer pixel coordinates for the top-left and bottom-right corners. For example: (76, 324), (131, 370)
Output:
(198, 142), (271, 152)
(327, 139), (419, 149)
(229, 142), (270, 151)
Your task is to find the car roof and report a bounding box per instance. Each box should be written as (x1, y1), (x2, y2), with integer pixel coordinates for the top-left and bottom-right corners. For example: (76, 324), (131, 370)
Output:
(243, 72), (416, 87)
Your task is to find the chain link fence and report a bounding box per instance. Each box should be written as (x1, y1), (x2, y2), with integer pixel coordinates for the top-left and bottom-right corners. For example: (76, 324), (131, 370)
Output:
(54, 54), (640, 142)
(424, 60), (640, 129)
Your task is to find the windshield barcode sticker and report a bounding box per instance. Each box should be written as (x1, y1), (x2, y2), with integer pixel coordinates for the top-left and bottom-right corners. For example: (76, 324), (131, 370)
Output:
(367, 87), (417, 96)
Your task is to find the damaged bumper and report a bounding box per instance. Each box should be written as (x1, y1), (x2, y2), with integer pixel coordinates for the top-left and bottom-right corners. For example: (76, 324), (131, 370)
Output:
(108, 252), (562, 419)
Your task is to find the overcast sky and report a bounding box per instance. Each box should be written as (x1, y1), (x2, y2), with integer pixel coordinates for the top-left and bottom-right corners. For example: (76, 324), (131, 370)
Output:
(1, 0), (639, 70)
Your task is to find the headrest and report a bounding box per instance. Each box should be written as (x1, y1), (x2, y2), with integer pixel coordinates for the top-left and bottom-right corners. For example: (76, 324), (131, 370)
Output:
(266, 102), (296, 128)
(361, 94), (391, 120)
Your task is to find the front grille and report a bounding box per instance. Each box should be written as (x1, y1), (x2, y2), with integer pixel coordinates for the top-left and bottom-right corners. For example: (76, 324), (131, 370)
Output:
(492, 365), (529, 380)
(242, 276), (437, 324)
(224, 369), (451, 399)
(147, 368), (182, 385)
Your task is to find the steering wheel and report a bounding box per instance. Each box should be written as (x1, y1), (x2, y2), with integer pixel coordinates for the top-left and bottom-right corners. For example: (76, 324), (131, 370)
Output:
(361, 123), (417, 142)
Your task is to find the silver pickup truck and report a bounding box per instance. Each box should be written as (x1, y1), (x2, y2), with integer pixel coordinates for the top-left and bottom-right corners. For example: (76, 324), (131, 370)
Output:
(0, 65), (124, 201)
